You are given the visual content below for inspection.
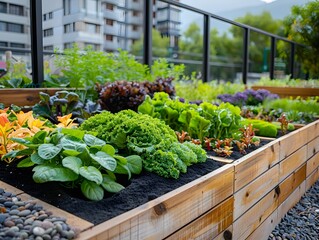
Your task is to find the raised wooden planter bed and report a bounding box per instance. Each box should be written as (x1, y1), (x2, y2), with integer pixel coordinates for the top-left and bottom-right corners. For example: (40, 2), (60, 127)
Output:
(251, 85), (319, 98)
(0, 88), (81, 107)
(74, 119), (319, 239)
(0, 117), (318, 239)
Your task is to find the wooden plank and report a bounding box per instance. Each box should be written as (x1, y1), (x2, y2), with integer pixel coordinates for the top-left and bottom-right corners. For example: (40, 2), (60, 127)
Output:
(251, 86), (319, 98)
(0, 181), (24, 195)
(306, 167), (319, 191)
(214, 225), (233, 240)
(307, 136), (319, 160)
(0, 88), (81, 107)
(306, 152), (319, 177)
(78, 164), (234, 240)
(165, 197), (233, 240)
(278, 164), (306, 205)
(278, 181), (306, 220)
(307, 120), (319, 142)
(246, 209), (279, 240)
(234, 140), (279, 192)
(207, 155), (234, 164)
(18, 193), (93, 232)
(233, 189), (278, 240)
(234, 165), (279, 220)
(279, 127), (308, 160)
(279, 145), (307, 182)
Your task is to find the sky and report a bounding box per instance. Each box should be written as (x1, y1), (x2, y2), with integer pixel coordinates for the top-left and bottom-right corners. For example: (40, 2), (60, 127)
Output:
(179, 0), (312, 33)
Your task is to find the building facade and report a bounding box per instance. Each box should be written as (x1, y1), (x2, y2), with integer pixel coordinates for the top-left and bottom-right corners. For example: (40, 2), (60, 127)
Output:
(0, 0), (180, 54)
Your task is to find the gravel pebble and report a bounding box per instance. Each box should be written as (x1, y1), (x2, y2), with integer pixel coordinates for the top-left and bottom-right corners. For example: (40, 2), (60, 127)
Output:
(0, 190), (77, 239)
(269, 180), (319, 239)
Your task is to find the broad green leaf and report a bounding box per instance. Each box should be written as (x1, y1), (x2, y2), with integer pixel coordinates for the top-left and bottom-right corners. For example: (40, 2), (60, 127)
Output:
(81, 180), (104, 201)
(9, 137), (31, 145)
(126, 155), (142, 174)
(101, 144), (116, 156)
(114, 155), (127, 164)
(39, 92), (50, 103)
(17, 157), (34, 168)
(33, 165), (78, 183)
(32, 131), (48, 144)
(89, 151), (117, 171)
(62, 156), (82, 174)
(62, 149), (81, 156)
(31, 153), (47, 164)
(61, 128), (85, 139)
(101, 175), (125, 193)
(83, 134), (105, 147)
(38, 144), (62, 160)
(60, 135), (87, 153)
(114, 162), (131, 179)
(79, 166), (103, 184)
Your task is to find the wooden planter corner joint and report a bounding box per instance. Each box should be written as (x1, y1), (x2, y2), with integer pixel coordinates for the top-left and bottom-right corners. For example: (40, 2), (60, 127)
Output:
(0, 115), (318, 239)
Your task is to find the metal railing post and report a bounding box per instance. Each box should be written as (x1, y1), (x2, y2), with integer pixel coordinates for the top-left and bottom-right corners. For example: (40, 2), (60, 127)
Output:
(143, 0), (153, 68)
(242, 28), (250, 85)
(203, 15), (210, 82)
(269, 37), (276, 79)
(30, 0), (44, 87)
(290, 43), (295, 79)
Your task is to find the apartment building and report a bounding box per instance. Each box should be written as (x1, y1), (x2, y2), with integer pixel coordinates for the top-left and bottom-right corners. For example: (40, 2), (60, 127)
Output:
(102, 0), (181, 53)
(0, 0), (180, 54)
(0, 0), (30, 59)
(42, 0), (104, 51)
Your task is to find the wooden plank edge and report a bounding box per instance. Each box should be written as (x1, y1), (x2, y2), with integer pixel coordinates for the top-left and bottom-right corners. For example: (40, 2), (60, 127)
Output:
(77, 164), (234, 239)
(164, 196), (234, 240)
(0, 181), (24, 195)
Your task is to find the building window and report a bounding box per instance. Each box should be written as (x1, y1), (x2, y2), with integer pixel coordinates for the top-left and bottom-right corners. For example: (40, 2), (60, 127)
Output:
(10, 42), (24, 48)
(106, 3), (113, 10)
(0, 2), (7, 14)
(132, 11), (139, 17)
(0, 41), (8, 47)
(0, 21), (5, 31)
(105, 35), (113, 41)
(9, 4), (23, 16)
(86, 23), (100, 34)
(64, 23), (76, 33)
(132, 25), (139, 31)
(7, 23), (23, 33)
(64, 42), (74, 49)
(63, 0), (71, 15)
(105, 19), (113, 26)
(44, 45), (54, 51)
(43, 28), (53, 37)
(43, 12), (53, 21)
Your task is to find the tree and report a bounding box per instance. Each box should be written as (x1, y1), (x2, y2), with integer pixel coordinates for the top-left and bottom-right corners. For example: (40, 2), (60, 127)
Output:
(230, 11), (283, 73)
(131, 29), (170, 58)
(283, 0), (319, 78)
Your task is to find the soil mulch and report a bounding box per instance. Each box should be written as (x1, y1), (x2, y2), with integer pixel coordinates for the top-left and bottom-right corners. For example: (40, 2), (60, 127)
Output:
(0, 139), (272, 225)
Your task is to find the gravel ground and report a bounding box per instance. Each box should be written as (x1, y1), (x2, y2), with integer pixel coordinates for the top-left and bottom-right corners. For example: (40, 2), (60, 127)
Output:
(268, 180), (319, 240)
(0, 188), (78, 240)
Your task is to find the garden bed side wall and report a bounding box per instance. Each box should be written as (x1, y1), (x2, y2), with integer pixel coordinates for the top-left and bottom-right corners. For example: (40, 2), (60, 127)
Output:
(251, 86), (319, 98)
(77, 119), (319, 240)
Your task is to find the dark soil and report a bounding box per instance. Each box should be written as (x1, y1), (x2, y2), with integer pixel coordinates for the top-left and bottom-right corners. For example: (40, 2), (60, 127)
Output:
(0, 139), (272, 225)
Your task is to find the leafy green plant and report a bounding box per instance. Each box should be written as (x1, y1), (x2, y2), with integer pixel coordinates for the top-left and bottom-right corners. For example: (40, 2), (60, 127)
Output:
(174, 80), (245, 103)
(253, 77), (319, 88)
(241, 119), (278, 137)
(263, 97), (319, 115)
(80, 110), (206, 179)
(138, 92), (242, 142)
(32, 90), (101, 124)
(3, 128), (142, 201)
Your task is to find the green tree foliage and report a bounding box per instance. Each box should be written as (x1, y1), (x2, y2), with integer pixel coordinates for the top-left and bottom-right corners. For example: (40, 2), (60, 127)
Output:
(283, 0), (319, 77)
(131, 29), (169, 57)
(230, 11), (283, 72)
